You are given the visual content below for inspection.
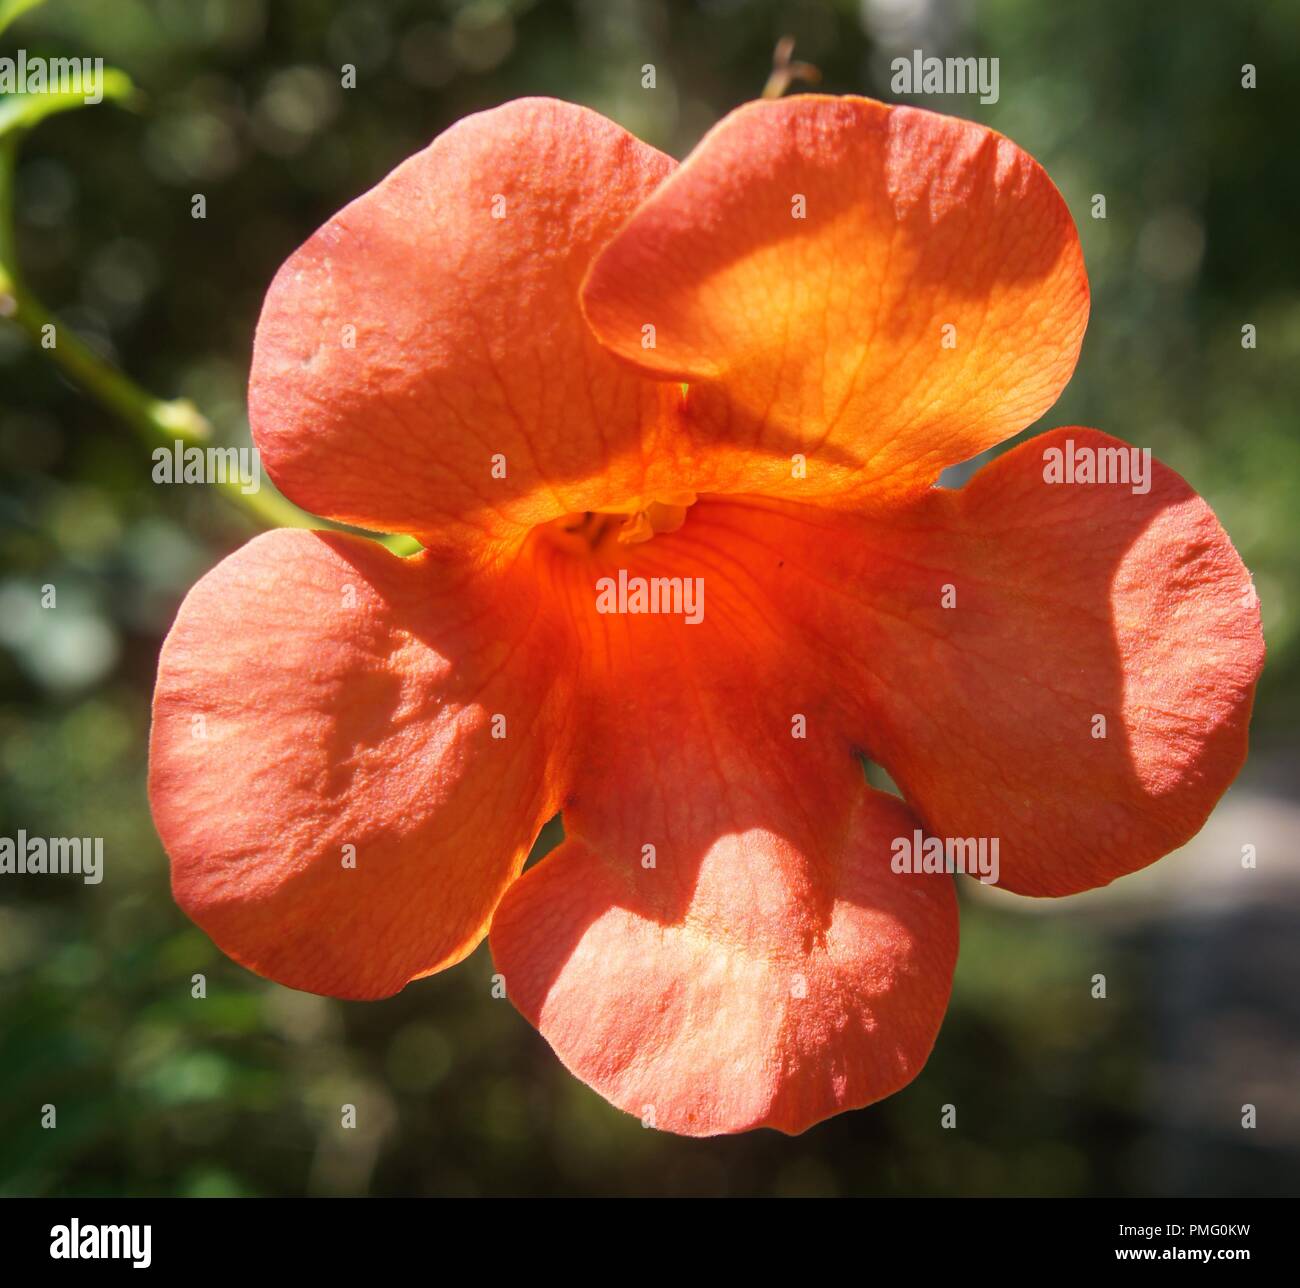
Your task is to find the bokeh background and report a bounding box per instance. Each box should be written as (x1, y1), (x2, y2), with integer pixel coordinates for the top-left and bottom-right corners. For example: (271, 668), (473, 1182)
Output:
(2, 0), (1297, 1197)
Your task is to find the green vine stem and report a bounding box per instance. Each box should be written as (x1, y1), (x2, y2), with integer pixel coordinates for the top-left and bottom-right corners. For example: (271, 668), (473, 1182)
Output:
(0, 131), (418, 552)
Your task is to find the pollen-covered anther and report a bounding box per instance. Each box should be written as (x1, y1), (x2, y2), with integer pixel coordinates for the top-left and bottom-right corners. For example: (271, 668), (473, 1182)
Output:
(547, 492), (698, 551)
(615, 492), (698, 545)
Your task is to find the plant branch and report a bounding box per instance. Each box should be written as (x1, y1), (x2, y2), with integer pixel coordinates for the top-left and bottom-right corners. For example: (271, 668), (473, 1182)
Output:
(0, 133), (418, 553)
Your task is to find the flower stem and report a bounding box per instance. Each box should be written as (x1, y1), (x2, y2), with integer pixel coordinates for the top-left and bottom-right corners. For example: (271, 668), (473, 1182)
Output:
(0, 134), (418, 553)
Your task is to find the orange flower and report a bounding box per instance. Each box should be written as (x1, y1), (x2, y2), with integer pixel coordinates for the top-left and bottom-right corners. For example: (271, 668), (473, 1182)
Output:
(149, 97), (1264, 1136)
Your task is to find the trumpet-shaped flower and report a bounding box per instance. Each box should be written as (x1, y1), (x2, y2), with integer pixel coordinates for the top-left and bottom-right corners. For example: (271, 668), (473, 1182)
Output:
(149, 96), (1263, 1136)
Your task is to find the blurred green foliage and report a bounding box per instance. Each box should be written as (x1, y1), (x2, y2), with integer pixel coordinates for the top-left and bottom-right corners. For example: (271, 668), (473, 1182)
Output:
(1, 0), (1297, 1196)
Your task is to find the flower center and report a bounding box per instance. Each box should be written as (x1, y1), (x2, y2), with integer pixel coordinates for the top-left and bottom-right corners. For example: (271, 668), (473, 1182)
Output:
(545, 492), (698, 552)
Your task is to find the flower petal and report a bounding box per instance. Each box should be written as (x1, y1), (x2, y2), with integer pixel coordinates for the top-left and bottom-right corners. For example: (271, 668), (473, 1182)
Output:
(491, 524), (957, 1135)
(697, 429), (1263, 896)
(149, 529), (570, 998)
(492, 803), (957, 1137)
(581, 95), (1089, 501)
(249, 98), (679, 547)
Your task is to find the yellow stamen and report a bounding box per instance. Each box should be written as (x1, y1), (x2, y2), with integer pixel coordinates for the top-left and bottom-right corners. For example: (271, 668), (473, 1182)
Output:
(544, 492), (699, 552)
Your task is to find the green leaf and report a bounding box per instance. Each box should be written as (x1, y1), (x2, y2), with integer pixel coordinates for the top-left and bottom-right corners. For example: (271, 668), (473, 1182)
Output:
(0, 66), (133, 137)
(0, 0), (47, 38)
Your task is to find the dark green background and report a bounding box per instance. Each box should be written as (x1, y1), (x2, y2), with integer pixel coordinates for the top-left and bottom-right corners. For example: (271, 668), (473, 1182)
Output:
(2, 0), (1297, 1196)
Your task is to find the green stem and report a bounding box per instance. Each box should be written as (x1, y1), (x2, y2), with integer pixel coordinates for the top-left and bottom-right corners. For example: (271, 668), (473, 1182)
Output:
(0, 135), (16, 268)
(0, 134), (418, 554)
(2, 273), (211, 448)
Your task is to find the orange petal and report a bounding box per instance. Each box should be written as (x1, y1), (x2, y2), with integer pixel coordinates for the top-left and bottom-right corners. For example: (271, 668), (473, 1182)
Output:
(697, 428), (1263, 896)
(582, 95), (1089, 502)
(149, 529), (572, 998)
(492, 801), (956, 1137)
(249, 98), (680, 549)
(491, 522), (957, 1135)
